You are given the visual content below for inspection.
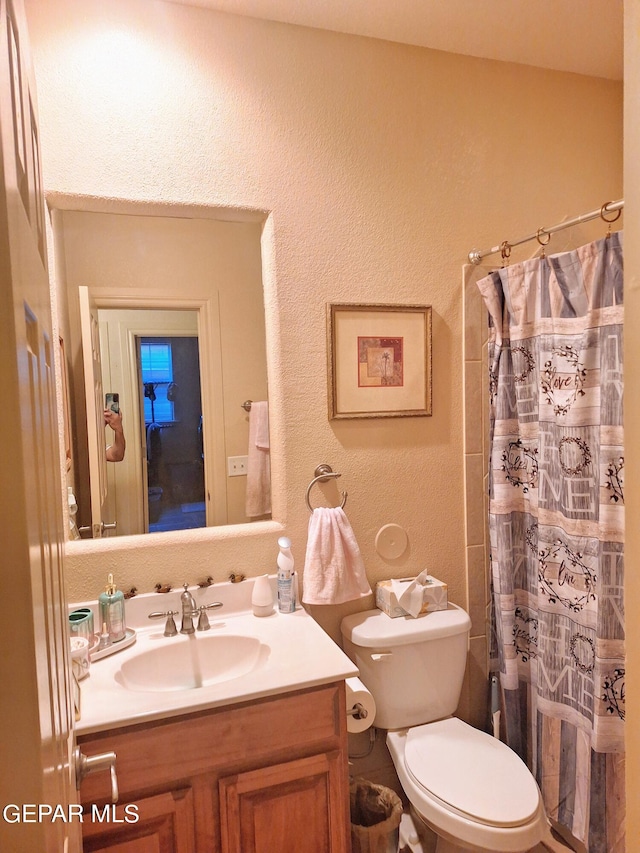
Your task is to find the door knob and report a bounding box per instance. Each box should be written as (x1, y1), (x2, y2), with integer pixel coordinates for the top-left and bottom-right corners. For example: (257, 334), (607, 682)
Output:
(78, 520), (117, 538)
(75, 747), (119, 803)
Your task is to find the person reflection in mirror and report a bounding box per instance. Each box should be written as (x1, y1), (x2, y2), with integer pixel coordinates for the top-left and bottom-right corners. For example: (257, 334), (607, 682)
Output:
(104, 409), (126, 462)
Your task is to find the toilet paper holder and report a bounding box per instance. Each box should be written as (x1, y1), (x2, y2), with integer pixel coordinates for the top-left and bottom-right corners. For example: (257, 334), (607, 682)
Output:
(345, 676), (376, 733)
(347, 702), (369, 720)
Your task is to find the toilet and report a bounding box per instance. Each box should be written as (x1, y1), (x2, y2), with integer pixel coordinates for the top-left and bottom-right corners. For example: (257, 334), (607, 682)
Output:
(341, 604), (547, 853)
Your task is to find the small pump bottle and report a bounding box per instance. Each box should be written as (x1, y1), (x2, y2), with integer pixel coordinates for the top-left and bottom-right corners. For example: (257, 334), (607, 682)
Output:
(99, 573), (126, 642)
(277, 536), (296, 613)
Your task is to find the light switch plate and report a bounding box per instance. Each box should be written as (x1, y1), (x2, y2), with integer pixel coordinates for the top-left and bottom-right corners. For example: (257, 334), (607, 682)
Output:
(228, 455), (248, 476)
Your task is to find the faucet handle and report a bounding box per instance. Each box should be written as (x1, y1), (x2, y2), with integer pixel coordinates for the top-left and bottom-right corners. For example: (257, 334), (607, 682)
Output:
(197, 607), (210, 632)
(196, 602), (223, 632)
(148, 610), (179, 637)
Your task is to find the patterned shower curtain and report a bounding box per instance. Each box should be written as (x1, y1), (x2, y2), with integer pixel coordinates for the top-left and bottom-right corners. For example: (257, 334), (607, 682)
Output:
(476, 232), (625, 853)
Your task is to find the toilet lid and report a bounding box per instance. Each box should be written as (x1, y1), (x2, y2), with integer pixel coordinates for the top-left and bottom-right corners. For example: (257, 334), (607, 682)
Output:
(404, 718), (540, 828)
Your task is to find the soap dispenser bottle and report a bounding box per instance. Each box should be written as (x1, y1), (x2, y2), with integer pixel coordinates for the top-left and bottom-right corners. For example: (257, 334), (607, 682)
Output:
(99, 573), (126, 642)
(277, 536), (296, 613)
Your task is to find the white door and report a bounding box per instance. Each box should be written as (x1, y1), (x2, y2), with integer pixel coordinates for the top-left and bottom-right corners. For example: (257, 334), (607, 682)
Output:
(0, 0), (81, 850)
(79, 285), (110, 537)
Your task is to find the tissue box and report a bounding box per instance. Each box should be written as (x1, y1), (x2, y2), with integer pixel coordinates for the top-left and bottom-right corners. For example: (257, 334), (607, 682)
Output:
(375, 576), (448, 618)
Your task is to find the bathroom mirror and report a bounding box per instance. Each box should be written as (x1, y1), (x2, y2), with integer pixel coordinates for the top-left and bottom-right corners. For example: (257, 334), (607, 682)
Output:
(54, 204), (271, 538)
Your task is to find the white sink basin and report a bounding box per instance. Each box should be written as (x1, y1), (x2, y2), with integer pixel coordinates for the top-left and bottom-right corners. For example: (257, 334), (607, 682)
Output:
(71, 579), (359, 735)
(115, 634), (270, 692)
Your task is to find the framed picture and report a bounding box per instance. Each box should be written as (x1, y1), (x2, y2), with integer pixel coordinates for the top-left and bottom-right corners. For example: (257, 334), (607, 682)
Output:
(327, 303), (432, 419)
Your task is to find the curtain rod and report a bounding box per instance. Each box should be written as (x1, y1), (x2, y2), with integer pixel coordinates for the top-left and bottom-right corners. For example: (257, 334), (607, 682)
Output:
(467, 198), (624, 265)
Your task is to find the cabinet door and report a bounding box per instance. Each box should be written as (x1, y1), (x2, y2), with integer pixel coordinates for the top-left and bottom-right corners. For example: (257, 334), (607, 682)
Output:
(82, 789), (196, 853)
(219, 751), (350, 853)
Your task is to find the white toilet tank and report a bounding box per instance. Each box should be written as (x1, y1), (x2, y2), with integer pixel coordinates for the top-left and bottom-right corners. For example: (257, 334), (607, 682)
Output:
(341, 604), (471, 730)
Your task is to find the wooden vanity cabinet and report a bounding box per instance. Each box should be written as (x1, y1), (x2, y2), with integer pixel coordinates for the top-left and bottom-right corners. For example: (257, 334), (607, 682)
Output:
(77, 681), (352, 853)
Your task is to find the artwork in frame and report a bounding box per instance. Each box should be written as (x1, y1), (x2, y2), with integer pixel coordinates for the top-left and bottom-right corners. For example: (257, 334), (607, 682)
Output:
(327, 303), (432, 419)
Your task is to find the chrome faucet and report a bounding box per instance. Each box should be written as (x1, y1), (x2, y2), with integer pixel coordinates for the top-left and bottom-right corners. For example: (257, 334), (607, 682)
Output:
(180, 582), (223, 634)
(180, 583), (198, 634)
(149, 584), (223, 636)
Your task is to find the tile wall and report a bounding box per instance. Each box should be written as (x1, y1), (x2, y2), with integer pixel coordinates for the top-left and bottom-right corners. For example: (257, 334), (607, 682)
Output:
(458, 263), (492, 730)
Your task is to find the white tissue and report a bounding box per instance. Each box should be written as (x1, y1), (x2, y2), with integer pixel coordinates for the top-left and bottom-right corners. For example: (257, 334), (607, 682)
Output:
(397, 569), (432, 617)
(345, 676), (376, 734)
(376, 573), (448, 618)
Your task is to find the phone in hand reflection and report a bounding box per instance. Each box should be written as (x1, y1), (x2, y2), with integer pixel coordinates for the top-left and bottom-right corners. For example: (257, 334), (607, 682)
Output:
(105, 393), (120, 414)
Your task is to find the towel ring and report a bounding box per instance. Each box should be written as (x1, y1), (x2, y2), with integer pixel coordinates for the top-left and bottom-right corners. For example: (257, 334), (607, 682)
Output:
(305, 464), (348, 513)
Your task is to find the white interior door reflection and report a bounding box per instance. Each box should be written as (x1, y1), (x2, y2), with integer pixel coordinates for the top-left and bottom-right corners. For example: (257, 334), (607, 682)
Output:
(98, 307), (204, 536)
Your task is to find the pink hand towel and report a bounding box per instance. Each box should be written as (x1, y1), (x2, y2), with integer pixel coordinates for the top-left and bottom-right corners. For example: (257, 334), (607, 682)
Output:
(302, 507), (372, 605)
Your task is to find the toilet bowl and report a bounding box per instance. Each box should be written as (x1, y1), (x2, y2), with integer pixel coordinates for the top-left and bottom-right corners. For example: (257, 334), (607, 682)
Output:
(387, 721), (545, 852)
(341, 605), (548, 853)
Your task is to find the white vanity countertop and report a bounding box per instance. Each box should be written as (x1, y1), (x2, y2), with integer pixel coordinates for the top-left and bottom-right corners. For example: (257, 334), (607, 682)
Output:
(72, 580), (358, 736)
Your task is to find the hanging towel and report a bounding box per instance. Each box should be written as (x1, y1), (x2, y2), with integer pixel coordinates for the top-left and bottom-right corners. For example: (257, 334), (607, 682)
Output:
(302, 507), (371, 605)
(245, 401), (271, 518)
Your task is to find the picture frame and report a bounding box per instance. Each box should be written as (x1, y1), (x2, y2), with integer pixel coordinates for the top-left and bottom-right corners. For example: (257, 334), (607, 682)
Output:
(327, 303), (432, 419)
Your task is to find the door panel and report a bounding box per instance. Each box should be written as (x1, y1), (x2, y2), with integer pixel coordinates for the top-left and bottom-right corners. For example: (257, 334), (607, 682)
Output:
(79, 284), (108, 537)
(219, 752), (349, 853)
(82, 789), (196, 853)
(0, 0), (79, 850)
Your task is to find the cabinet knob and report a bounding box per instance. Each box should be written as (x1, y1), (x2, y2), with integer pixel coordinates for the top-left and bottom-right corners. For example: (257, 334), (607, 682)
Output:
(75, 747), (119, 803)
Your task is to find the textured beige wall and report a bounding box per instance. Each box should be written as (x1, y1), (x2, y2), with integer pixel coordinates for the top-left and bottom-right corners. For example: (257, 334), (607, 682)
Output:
(25, 0), (622, 658)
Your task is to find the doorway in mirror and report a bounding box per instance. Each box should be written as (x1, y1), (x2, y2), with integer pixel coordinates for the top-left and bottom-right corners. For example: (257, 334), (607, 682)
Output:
(138, 334), (205, 533)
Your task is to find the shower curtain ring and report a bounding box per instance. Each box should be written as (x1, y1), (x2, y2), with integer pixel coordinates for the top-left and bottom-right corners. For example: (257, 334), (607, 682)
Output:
(600, 202), (622, 224)
(536, 227), (551, 258)
(500, 241), (511, 266)
(601, 201), (621, 237)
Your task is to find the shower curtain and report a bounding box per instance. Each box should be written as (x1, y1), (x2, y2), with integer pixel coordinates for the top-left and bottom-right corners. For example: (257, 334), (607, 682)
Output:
(477, 232), (625, 853)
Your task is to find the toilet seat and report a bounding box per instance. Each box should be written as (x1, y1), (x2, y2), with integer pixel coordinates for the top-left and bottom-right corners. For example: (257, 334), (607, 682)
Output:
(387, 723), (546, 853)
(404, 718), (540, 828)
